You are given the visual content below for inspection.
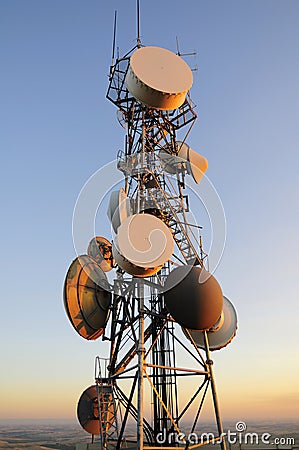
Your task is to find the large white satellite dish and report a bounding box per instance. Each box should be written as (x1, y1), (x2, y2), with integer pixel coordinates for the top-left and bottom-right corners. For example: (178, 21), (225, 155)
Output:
(112, 238), (161, 278)
(112, 213), (174, 277)
(125, 46), (193, 110)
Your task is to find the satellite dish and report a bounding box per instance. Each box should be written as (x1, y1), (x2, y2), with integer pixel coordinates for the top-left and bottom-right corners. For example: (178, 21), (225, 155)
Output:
(159, 141), (208, 184)
(184, 296), (238, 351)
(77, 384), (115, 435)
(112, 213), (174, 277)
(87, 236), (115, 272)
(63, 255), (111, 340)
(107, 188), (132, 233)
(77, 385), (100, 434)
(164, 266), (223, 330)
(112, 239), (160, 278)
(187, 145), (208, 184)
(116, 109), (127, 129)
(125, 46), (193, 110)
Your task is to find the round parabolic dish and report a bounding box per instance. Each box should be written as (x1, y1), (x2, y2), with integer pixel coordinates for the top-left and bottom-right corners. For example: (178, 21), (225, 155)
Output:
(176, 141), (189, 161)
(112, 237), (162, 278)
(185, 296), (238, 351)
(188, 147), (208, 184)
(116, 213), (174, 268)
(77, 385), (100, 434)
(175, 141), (208, 184)
(107, 190), (119, 223)
(63, 255), (111, 340)
(125, 46), (193, 110)
(87, 236), (115, 272)
(107, 189), (132, 233)
(164, 265), (223, 330)
(77, 385), (115, 435)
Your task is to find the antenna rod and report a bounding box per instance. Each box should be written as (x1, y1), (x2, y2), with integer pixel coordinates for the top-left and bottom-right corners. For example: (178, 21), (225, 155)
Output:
(112, 10), (117, 66)
(176, 36), (181, 56)
(137, 0), (141, 47)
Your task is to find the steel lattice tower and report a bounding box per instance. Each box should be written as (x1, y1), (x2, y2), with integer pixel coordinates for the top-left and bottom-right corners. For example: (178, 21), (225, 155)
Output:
(64, 10), (237, 450)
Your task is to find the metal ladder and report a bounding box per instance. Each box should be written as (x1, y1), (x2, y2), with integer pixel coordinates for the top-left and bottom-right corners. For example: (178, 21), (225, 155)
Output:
(95, 357), (119, 449)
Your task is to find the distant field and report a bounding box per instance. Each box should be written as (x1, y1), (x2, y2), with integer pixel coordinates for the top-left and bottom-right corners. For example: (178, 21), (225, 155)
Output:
(0, 421), (89, 450)
(0, 420), (298, 450)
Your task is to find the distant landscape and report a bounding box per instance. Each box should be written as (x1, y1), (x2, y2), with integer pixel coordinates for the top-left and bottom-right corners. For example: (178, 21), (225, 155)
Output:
(0, 419), (298, 450)
(0, 420), (89, 450)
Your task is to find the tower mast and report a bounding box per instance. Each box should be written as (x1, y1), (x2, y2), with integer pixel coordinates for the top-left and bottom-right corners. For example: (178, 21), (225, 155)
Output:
(63, 6), (238, 450)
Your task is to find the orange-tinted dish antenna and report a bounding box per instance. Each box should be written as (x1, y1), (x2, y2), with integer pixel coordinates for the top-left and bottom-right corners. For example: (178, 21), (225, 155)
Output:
(77, 385), (101, 434)
(77, 384), (116, 435)
(88, 236), (115, 272)
(107, 188), (132, 233)
(125, 46), (193, 110)
(164, 266), (223, 330)
(63, 255), (111, 340)
(112, 213), (174, 277)
(184, 296), (238, 351)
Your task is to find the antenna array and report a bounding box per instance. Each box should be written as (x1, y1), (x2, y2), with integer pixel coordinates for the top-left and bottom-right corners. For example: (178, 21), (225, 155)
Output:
(63, 5), (237, 450)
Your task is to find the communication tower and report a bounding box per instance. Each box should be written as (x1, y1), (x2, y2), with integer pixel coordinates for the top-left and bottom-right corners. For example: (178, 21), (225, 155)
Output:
(63, 4), (237, 450)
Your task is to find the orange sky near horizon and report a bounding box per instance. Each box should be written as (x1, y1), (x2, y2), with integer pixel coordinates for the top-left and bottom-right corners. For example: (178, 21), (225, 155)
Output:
(1, 334), (298, 422)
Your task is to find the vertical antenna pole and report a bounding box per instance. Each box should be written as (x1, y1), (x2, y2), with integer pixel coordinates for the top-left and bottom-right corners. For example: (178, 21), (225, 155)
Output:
(109, 10), (117, 79)
(112, 11), (117, 65)
(176, 36), (181, 56)
(137, 0), (141, 47)
(203, 331), (226, 450)
(137, 280), (145, 449)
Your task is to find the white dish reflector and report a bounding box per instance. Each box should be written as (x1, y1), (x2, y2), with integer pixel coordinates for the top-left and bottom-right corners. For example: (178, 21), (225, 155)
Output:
(125, 46), (193, 110)
(112, 213), (174, 277)
(107, 188), (132, 233)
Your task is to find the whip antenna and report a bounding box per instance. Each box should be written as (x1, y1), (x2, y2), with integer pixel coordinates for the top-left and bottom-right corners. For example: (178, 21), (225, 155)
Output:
(112, 11), (117, 64)
(137, 0), (141, 47)
(109, 10), (117, 78)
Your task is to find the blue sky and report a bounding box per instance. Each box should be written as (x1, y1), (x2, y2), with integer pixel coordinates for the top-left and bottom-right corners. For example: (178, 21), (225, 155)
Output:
(1, 0), (299, 423)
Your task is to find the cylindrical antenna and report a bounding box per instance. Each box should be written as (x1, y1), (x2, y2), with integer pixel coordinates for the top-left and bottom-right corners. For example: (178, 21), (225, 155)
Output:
(112, 10), (117, 66)
(137, 0), (141, 47)
(176, 36), (181, 56)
